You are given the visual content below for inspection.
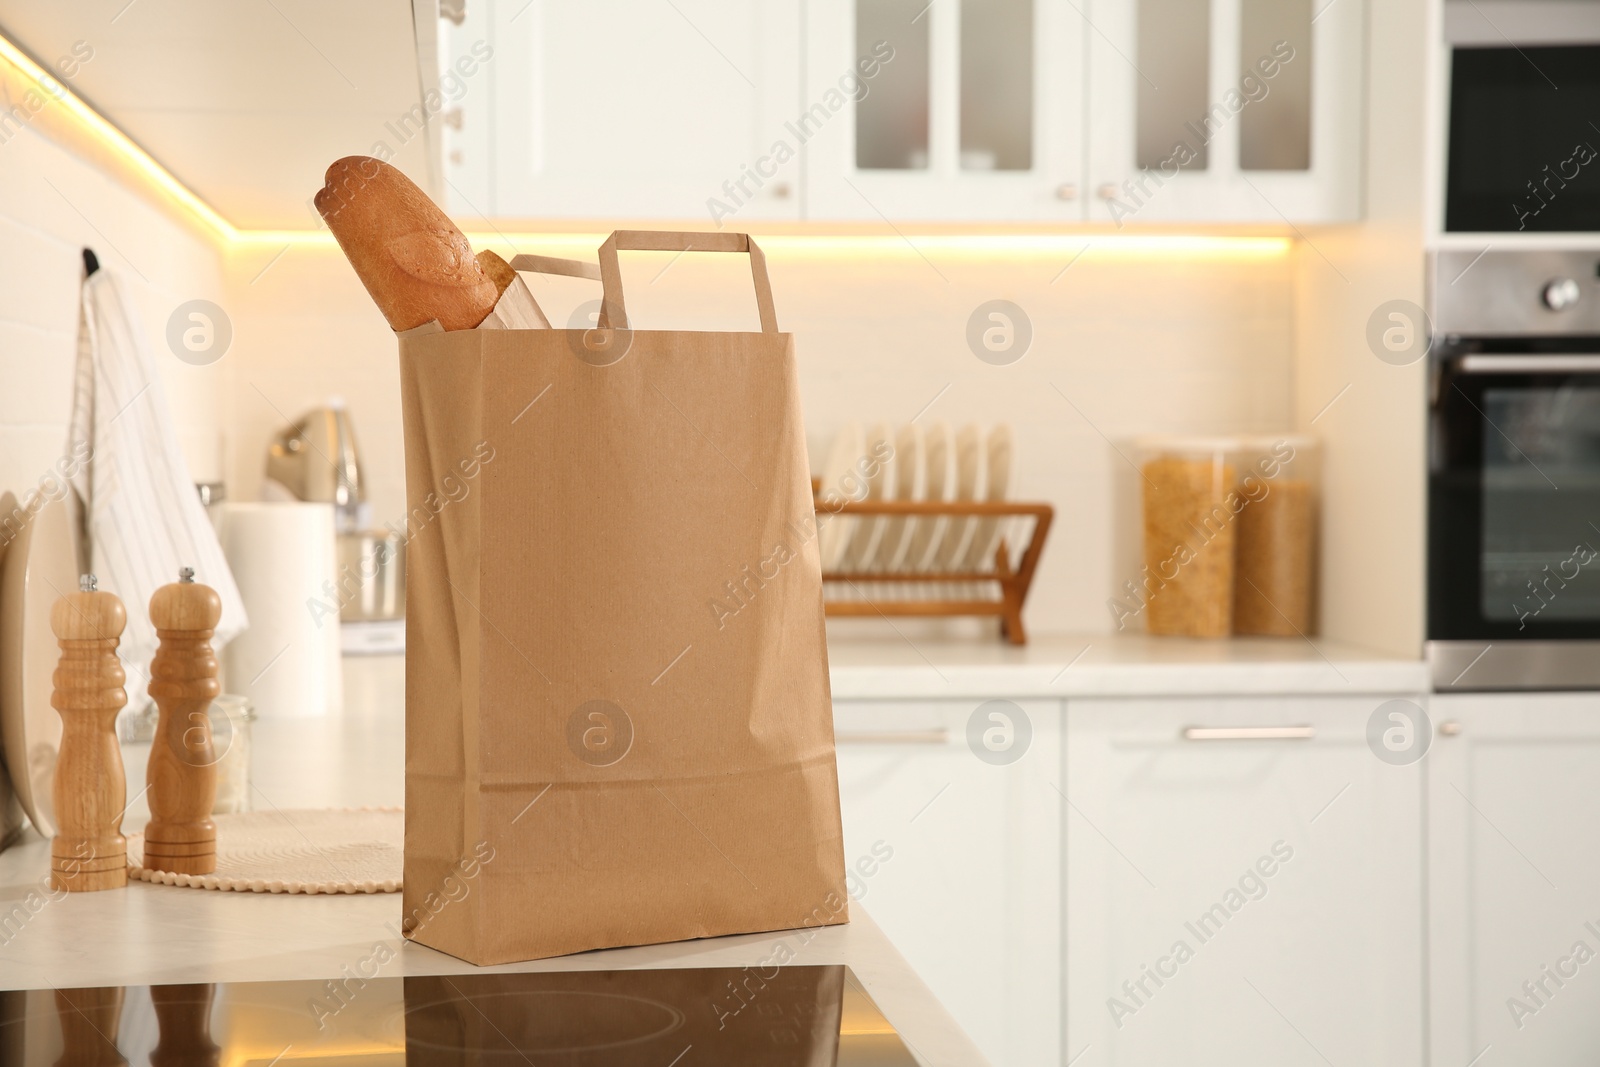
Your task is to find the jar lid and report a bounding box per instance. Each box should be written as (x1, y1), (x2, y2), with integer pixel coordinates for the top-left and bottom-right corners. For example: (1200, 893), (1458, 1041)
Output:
(1133, 434), (1250, 456)
(1133, 433), (1318, 455)
(210, 693), (257, 722)
(1235, 433), (1318, 451)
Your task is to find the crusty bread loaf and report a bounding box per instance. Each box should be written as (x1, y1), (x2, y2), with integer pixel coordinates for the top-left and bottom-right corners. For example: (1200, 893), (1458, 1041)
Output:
(314, 156), (500, 332)
(475, 249), (517, 298)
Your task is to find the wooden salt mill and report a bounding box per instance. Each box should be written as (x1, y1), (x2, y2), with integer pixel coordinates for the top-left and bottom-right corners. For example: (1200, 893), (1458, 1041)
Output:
(149, 984), (221, 1067)
(144, 567), (221, 875)
(50, 574), (129, 893)
(53, 986), (128, 1067)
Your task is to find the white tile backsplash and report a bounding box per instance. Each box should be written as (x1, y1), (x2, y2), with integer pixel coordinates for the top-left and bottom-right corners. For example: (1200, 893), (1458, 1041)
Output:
(223, 240), (1295, 635)
(0, 125), (227, 517)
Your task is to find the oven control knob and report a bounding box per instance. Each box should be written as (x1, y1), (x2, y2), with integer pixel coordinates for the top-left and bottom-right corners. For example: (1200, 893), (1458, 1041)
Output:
(1543, 277), (1581, 311)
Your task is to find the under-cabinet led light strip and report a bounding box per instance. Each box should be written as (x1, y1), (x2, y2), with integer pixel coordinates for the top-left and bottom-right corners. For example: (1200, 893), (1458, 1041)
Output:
(0, 31), (1291, 260)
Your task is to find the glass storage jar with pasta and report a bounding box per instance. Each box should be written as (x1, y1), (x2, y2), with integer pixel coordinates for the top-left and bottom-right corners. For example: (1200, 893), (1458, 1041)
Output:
(1133, 435), (1319, 637)
(1231, 436), (1319, 636)
(1134, 437), (1245, 637)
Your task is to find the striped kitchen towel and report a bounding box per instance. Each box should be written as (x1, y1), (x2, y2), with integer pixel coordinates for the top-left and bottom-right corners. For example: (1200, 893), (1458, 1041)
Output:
(64, 268), (247, 677)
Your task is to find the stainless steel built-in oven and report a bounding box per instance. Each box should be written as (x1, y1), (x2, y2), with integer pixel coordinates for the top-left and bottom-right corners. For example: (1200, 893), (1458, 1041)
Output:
(1444, 1), (1600, 233)
(1429, 250), (1600, 688)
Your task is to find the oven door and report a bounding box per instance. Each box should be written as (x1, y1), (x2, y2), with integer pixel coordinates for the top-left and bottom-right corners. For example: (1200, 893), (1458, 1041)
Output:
(1431, 354), (1600, 681)
(1444, 0), (1600, 232)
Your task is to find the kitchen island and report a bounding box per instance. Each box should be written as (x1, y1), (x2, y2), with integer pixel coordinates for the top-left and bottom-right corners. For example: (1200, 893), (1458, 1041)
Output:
(2, 635), (1431, 1067)
(0, 654), (987, 1066)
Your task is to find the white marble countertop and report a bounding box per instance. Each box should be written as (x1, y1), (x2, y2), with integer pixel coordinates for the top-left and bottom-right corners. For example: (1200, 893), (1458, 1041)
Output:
(825, 632), (1429, 700)
(0, 657), (987, 1066)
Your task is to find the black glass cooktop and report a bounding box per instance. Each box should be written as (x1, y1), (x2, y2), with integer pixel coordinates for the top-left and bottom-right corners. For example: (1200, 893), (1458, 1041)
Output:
(0, 965), (917, 1065)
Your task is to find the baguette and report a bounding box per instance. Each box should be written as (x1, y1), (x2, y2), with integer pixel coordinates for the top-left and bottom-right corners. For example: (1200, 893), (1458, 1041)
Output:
(476, 249), (517, 298)
(314, 156), (500, 332)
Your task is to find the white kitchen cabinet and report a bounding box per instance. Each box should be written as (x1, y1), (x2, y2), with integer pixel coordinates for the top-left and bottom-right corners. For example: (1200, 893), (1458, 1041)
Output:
(833, 698), (1062, 1067)
(795, 0), (1087, 221)
(442, 0), (803, 222)
(1430, 693), (1600, 1067)
(1064, 696), (1423, 1066)
(442, 0), (1361, 224)
(1084, 0), (1363, 224)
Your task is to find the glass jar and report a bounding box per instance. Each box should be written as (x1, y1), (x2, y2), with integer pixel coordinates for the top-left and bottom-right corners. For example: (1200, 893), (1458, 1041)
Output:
(1134, 437), (1243, 637)
(210, 694), (256, 815)
(1232, 436), (1320, 636)
(1131, 435), (1321, 638)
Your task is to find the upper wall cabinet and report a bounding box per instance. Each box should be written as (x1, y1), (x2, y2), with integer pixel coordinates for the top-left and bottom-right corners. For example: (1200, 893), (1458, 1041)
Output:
(1085, 0), (1364, 224)
(443, 0), (803, 222)
(802, 0), (1087, 221)
(440, 0), (1362, 224)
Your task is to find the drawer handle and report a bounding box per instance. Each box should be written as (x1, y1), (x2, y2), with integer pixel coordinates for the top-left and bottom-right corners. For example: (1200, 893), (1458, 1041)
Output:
(1182, 726), (1316, 741)
(835, 729), (950, 745)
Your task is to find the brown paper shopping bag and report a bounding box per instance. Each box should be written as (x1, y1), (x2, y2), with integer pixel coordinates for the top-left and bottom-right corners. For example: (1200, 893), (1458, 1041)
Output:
(397, 231), (848, 965)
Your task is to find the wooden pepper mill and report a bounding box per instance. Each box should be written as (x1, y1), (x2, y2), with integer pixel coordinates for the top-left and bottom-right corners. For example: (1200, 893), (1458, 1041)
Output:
(50, 574), (129, 893)
(144, 567), (222, 875)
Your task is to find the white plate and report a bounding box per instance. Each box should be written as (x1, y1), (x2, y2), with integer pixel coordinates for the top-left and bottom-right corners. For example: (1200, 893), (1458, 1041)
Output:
(0, 492), (24, 848)
(842, 423), (897, 571)
(907, 423), (955, 571)
(0, 491), (82, 839)
(816, 424), (864, 571)
(873, 423), (925, 571)
(961, 424), (1017, 571)
(935, 423), (987, 571)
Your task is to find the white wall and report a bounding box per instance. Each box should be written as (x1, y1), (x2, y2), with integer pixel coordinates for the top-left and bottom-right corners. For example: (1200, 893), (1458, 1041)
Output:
(1293, 0), (1430, 658)
(223, 238), (1296, 637)
(0, 123), (227, 516)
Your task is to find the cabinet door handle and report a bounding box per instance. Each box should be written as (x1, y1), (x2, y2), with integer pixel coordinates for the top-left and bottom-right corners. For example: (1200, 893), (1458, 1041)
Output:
(835, 729), (950, 745)
(1096, 182), (1122, 201)
(1182, 726), (1316, 741)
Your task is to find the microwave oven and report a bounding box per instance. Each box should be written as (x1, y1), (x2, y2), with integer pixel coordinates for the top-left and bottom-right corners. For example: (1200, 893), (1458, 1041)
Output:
(1444, 1), (1600, 232)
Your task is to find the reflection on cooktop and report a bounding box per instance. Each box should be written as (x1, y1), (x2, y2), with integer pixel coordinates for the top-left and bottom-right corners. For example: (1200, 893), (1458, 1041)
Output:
(0, 965), (918, 1065)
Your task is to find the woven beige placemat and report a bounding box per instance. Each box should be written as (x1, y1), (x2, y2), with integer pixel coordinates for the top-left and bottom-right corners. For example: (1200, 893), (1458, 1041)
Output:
(128, 807), (402, 894)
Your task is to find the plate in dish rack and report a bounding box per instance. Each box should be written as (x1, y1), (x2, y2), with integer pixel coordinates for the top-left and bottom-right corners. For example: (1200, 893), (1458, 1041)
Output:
(960, 423), (1017, 571)
(127, 807), (403, 893)
(816, 423), (864, 570)
(933, 422), (987, 571)
(872, 422), (925, 571)
(840, 422), (897, 571)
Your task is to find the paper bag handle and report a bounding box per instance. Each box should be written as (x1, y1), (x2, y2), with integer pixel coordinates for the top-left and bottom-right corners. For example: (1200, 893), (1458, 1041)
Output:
(597, 230), (779, 334)
(498, 254), (601, 329)
(508, 254), (602, 281)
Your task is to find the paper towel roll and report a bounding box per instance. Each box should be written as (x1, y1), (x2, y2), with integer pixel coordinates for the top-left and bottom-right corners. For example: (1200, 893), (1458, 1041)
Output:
(214, 502), (343, 719)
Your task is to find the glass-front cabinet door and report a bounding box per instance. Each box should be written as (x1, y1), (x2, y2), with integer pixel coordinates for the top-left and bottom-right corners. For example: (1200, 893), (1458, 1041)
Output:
(803, 0), (1086, 221)
(1084, 0), (1362, 224)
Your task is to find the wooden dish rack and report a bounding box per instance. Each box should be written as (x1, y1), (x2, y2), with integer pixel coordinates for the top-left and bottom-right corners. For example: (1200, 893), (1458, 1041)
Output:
(812, 486), (1054, 645)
